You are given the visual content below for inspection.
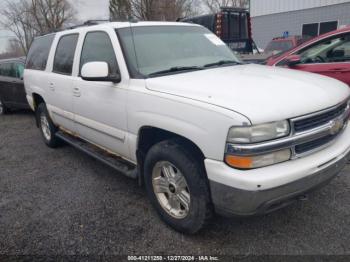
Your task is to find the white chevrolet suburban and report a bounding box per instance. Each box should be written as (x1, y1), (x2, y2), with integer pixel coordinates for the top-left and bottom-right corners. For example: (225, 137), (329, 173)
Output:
(24, 21), (350, 234)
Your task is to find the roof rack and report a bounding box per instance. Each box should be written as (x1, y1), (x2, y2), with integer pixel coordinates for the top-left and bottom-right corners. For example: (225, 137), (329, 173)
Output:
(40, 18), (139, 36)
(67, 19), (111, 30)
(66, 18), (138, 30)
(220, 6), (248, 12)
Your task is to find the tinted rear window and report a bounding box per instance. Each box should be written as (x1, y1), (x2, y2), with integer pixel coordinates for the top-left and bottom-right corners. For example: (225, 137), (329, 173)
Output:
(53, 34), (79, 75)
(26, 34), (55, 70)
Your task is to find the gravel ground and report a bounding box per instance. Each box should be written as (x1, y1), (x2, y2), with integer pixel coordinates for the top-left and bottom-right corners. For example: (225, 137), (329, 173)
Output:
(0, 111), (349, 258)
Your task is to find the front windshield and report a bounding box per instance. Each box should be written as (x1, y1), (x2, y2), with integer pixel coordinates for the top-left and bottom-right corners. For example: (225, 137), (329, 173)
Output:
(117, 26), (241, 77)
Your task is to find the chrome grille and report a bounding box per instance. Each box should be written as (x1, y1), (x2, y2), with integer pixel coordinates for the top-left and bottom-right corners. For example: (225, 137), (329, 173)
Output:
(293, 102), (348, 133)
(291, 101), (349, 156)
(294, 134), (337, 155)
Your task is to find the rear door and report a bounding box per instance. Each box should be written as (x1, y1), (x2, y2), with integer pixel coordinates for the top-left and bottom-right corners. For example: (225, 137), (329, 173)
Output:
(11, 62), (28, 107)
(0, 63), (16, 104)
(46, 33), (79, 132)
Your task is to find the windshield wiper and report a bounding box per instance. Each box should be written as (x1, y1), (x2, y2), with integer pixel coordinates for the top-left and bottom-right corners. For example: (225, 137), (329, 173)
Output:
(148, 66), (203, 77)
(203, 60), (241, 68)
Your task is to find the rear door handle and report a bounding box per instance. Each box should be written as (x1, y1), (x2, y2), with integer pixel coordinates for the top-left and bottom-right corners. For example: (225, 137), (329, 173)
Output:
(73, 87), (81, 97)
(49, 83), (55, 91)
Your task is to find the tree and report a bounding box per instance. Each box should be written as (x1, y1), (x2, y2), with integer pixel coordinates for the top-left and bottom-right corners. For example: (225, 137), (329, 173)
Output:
(0, 38), (25, 59)
(0, 0), (37, 54)
(205, 0), (249, 12)
(0, 0), (75, 54)
(110, 0), (198, 21)
(29, 0), (76, 34)
(110, 0), (132, 20)
(7, 39), (25, 56)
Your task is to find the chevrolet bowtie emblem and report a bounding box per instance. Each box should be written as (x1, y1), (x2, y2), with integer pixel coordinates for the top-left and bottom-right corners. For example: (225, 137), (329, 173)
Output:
(330, 118), (344, 135)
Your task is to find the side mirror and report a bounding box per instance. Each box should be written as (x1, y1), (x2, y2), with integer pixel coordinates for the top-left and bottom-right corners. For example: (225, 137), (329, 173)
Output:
(285, 55), (301, 67)
(81, 62), (121, 83)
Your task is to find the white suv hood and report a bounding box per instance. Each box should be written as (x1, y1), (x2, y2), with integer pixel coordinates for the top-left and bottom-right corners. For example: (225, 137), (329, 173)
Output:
(146, 64), (350, 124)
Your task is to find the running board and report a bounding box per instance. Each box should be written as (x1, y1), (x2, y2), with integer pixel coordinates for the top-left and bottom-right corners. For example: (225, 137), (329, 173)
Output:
(56, 131), (138, 179)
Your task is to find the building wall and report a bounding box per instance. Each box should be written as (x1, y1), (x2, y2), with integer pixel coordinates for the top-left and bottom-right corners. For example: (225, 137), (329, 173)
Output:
(251, 0), (350, 17)
(252, 2), (350, 49)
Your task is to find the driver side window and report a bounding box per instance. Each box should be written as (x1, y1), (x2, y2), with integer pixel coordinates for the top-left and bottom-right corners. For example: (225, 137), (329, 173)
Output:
(80, 31), (119, 76)
(297, 33), (350, 64)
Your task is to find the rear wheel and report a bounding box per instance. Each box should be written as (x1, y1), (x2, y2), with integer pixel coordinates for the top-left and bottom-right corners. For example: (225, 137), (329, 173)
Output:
(144, 139), (212, 234)
(37, 103), (61, 148)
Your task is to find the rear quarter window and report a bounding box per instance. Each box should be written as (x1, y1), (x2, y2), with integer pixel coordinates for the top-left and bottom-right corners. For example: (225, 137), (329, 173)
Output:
(26, 34), (55, 70)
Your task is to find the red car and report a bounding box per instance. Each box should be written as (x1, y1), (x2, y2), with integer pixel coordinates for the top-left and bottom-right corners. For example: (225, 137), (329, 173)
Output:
(265, 35), (307, 55)
(266, 26), (350, 86)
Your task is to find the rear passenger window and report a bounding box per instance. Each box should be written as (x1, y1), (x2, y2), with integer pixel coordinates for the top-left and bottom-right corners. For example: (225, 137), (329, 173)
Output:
(26, 34), (55, 70)
(0, 63), (16, 77)
(0, 64), (5, 76)
(53, 34), (79, 75)
(80, 32), (118, 76)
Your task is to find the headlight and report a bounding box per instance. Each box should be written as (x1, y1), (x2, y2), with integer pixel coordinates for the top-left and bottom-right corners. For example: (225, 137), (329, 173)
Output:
(227, 120), (290, 144)
(225, 149), (291, 169)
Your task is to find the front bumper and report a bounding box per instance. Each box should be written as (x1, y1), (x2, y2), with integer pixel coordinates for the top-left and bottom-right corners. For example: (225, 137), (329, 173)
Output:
(206, 124), (350, 217)
(210, 150), (349, 216)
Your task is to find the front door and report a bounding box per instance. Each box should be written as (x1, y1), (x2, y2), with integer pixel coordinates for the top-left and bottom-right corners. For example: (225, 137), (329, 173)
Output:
(292, 62), (350, 86)
(290, 32), (350, 86)
(73, 30), (129, 158)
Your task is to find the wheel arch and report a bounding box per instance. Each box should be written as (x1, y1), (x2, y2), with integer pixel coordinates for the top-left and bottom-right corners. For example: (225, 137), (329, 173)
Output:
(32, 93), (45, 127)
(136, 126), (206, 185)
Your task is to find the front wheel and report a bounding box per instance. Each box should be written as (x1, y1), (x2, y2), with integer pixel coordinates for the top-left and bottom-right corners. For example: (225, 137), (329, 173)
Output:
(144, 139), (212, 234)
(37, 103), (61, 148)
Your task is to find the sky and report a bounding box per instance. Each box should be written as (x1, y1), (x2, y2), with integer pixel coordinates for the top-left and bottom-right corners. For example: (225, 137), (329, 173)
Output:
(73, 0), (110, 21)
(0, 0), (110, 53)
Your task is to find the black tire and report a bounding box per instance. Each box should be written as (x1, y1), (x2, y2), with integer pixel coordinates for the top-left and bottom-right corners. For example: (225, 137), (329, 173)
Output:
(36, 103), (61, 148)
(144, 139), (213, 234)
(0, 97), (8, 115)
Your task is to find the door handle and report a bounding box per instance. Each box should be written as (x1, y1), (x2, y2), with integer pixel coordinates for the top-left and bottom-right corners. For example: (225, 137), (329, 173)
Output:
(49, 83), (55, 91)
(73, 87), (81, 97)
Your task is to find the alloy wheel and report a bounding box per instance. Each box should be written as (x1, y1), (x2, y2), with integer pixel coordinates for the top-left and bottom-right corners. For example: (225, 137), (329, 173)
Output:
(40, 113), (51, 141)
(0, 100), (4, 115)
(152, 161), (191, 219)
